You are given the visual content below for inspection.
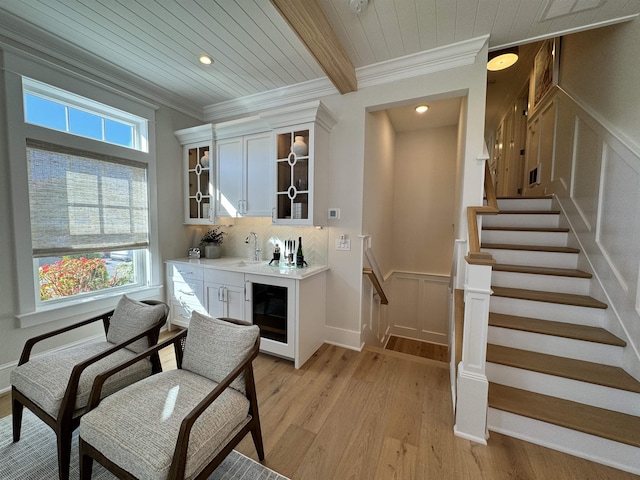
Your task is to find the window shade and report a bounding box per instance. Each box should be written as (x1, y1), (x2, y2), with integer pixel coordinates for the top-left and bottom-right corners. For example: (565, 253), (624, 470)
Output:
(26, 139), (149, 257)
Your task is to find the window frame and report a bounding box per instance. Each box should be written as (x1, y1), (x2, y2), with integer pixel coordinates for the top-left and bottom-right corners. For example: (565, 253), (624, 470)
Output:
(4, 54), (161, 328)
(22, 77), (149, 152)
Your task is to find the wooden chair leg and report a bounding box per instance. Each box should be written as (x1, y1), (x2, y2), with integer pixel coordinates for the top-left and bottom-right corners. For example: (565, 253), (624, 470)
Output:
(79, 439), (94, 480)
(57, 428), (73, 480)
(250, 420), (265, 461)
(11, 393), (23, 442)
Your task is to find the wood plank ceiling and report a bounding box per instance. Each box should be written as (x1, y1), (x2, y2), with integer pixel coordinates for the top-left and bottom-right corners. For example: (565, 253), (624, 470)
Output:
(0, 0), (638, 120)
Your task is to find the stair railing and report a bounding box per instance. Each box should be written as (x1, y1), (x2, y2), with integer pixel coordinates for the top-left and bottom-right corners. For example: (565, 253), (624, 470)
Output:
(454, 163), (498, 444)
(363, 248), (388, 305)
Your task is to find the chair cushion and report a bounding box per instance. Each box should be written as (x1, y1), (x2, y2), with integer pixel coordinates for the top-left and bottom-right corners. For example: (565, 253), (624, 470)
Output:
(79, 369), (250, 480)
(182, 312), (259, 394)
(10, 341), (152, 417)
(106, 295), (166, 353)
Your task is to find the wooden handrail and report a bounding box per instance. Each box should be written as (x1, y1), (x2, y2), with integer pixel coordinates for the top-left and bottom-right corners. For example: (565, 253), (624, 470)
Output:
(363, 268), (389, 305)
(466, 165), (498, 265)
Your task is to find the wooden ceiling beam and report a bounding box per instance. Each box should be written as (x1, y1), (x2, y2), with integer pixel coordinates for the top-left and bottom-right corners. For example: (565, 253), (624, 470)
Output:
(270, 0), (357, 94)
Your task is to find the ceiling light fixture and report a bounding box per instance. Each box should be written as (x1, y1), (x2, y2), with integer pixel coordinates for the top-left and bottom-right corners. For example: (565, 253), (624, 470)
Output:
(415, 105), (429, 113)
(198, 54), (213, 65)
(487, 47), (519, 71)
(348, 0), (368, 14)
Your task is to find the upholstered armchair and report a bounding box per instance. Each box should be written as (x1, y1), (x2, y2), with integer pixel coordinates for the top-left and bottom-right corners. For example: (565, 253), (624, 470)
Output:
(78, 312), (264, 480)
(10, 296), (169, 480)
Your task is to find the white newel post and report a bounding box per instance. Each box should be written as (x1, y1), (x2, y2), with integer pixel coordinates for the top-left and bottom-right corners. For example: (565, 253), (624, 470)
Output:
(454, 259), (493, 444)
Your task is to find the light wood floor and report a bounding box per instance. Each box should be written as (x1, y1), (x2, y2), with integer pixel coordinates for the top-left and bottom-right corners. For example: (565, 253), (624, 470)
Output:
(2, 339), (638, 479)
(385, 335), (448, 362)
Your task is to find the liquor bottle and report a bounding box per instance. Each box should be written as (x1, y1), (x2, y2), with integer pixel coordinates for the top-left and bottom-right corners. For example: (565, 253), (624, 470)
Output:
(296, 236), (304, 268)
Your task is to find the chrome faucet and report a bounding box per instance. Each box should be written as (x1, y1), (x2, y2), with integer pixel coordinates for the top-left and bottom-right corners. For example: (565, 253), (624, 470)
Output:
(244, 232), (260, 261)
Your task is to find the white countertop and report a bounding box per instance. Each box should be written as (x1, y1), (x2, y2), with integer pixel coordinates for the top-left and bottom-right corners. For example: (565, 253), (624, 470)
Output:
(166, 257), (329, 280)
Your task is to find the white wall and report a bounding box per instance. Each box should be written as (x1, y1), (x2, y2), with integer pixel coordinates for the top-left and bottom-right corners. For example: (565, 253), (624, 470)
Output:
(362, 110), (395, 277)
(392, 126), (458, 274)
(319, 39), (488, 350)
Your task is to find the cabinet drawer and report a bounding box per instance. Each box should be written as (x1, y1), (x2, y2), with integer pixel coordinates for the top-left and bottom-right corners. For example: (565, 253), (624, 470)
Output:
(170, 301), (206, 328)
(169, 264), (204, 282)
(203, 269), (244, 287)
(172, 280), (205, 309)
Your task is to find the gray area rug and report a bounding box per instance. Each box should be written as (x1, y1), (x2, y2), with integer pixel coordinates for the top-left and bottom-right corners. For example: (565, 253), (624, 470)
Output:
(0, 410), (288, 479)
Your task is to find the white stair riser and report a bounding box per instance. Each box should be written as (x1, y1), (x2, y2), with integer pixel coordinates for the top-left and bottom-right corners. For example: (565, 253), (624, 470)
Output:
(488, 326), (622, 365)
(489, 296), (605, 326)
(496, 198), (553, 210)
(482, 229), (568, 247)
(492, 271), (590, 295)
(482, 213), (560, 228)
(487, 409), (640, 476)
(482, 248), (578, 268)
(487, 365), (640, 416)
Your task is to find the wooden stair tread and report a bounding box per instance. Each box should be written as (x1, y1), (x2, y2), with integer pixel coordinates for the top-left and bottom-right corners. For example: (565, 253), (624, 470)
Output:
(493, 263), (591, 278)
(489, 313), (626, 346)
(487, 344), (640, 393)
(483, 226), (570, 232)
(492, 286), (607, 309)
(482, 243), (580, 253)
(489, 383), (640, 448)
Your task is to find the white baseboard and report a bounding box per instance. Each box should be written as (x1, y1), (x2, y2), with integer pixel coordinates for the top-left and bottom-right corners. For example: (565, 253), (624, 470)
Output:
(323, 325), (362, 351)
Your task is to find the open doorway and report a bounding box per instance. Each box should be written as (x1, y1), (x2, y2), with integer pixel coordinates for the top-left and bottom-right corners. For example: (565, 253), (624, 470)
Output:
(361, 95), (464, 357)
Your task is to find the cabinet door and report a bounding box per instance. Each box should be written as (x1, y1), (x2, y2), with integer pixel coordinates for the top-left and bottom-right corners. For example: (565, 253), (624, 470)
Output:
(244, 132), (272, 216)
(185, 143), (213, 224)
(216, 137), (243, 217)
(273, 126), (311, 225)
(206, 282), (246, 320)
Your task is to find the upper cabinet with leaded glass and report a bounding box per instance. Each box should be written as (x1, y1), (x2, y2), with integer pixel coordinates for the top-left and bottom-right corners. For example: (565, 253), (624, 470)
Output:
(174, 124), (214, 224)
(263, 101), (336, 226)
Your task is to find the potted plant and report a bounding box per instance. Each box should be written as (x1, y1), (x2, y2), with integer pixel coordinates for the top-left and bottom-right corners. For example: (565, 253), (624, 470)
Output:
(200, 227), (225, 259)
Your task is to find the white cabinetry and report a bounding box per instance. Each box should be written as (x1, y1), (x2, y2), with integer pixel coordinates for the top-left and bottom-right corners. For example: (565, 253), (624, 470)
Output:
(174, 125), (214, 224)
(167, 263), (207, 329)
(204, 269), (245, 319)
(262, 101), (336, 226)
(216, 132), (271, 217)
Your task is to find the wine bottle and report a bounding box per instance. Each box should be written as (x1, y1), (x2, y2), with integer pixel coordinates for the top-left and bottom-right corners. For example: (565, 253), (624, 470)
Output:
(296, 236), (304, 268)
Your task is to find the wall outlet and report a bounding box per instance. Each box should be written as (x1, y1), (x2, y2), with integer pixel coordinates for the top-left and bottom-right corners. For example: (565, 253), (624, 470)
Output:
(335, 235), (351, 251)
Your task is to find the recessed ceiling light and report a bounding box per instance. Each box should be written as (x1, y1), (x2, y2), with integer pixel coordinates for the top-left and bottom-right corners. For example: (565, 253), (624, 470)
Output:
(199, 54), (213, 65)
(415, 105), (429, 113)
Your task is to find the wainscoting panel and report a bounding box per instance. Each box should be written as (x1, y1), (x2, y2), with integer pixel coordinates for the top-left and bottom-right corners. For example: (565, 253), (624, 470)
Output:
(571, 117), (601, 232)
(551, 88), (640, 379)
(597, 143), (640, 293)
(390, 272), (449, 345)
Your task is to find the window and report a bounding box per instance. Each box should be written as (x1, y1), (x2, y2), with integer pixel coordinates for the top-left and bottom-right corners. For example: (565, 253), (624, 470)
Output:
(27, 140), (150, 304)
(22, 77), (148, 152)
(19, 78), (153, 309)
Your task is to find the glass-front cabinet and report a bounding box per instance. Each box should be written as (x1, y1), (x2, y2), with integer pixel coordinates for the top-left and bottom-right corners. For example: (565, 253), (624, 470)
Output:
(186, 143), (213, 223)
(274, 127), (311, 224)
(174, 124), (214, 225)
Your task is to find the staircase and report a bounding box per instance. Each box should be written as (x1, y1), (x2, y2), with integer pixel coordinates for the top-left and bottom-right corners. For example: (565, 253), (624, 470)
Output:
(481, 196), (640, 475)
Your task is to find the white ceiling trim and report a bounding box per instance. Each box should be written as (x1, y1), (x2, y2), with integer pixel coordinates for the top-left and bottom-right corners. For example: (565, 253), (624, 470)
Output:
(203, 76), (337, 123)
(489, 14), (639, 51)
(204, 35), (490, 124)
(0, 13), (202, 120)
(356, 35), (490, 90)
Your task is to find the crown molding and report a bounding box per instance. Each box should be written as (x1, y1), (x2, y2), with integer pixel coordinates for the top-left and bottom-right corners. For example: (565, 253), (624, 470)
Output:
(356, 35), (489, 90)
(204, 35), (489, 124)
(203, 76), (338, 123)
